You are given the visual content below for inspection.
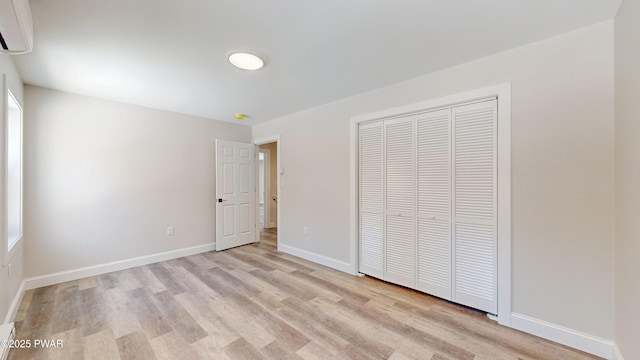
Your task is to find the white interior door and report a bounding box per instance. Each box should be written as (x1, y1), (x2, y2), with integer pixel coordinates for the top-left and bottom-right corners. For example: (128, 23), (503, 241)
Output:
(384, 115), (416, 288)
(359, 122), (384, 279)
(452, 100), (498, 314)
(215, 139), (256, 251)
(416, 108), (452, 300)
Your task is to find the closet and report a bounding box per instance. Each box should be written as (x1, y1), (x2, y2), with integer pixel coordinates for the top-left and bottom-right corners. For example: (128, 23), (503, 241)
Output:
(358, 98), (497, 314)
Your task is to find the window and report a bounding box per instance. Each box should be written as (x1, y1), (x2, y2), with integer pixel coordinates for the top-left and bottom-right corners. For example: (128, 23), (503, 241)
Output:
(7, 89), (22, 251)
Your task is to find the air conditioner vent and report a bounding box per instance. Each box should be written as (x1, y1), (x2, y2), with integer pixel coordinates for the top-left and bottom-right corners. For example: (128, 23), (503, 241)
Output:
(0, 0), (33, 54)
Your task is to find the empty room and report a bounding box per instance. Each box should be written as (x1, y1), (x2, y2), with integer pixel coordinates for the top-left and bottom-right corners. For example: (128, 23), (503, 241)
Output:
(0, 0), (638, 359)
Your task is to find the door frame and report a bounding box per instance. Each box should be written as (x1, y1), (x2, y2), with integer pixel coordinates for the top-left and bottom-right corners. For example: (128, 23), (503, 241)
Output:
(258, 148), (271, 228)
(349, 83), (511, 326)
(253, 135), (281, 249)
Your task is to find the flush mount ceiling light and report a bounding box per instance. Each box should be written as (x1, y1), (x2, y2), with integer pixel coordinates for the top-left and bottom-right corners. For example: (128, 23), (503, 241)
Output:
(228, 52), (264, 70)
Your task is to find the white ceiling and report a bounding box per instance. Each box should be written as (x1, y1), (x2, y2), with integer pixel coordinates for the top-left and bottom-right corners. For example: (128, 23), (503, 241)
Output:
(14, 0), (621, 125)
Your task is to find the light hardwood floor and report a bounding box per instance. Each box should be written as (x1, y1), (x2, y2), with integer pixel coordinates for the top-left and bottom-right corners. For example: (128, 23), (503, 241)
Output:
(9, 229), (601, 360)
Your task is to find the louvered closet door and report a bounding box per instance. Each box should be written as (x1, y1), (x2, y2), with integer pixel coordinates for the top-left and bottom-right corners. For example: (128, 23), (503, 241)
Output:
(385, 115), (415, 288)
(416, 109), (452, 300)
(452, 100), (497, 314)
(359, 122), (384, 278)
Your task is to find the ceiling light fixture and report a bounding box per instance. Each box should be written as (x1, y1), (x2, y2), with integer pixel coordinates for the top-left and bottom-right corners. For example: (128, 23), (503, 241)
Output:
(228, 52), (264, 70)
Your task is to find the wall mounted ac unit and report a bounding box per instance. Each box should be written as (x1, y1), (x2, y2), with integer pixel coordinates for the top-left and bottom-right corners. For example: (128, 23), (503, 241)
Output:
(0, 0), (33, 54)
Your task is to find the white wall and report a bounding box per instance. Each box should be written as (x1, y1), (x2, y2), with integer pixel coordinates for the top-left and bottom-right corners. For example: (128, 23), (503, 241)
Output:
(0, 55), (24, 323)
(253, 22), (615, 339)
(614, 0), (640, 358)
(24, 86), (251, 277)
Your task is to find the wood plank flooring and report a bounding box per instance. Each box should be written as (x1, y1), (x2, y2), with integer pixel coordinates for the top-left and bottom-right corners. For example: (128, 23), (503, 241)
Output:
(9, 229), (601, 360)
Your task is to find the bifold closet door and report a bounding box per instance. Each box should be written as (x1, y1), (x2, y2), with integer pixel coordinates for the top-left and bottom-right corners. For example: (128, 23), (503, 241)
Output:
(384, 115), (415, 288)
(416, 109), (452, 300)
(359, 122), (384, 279)
(452, 100), (498, 314)
(358, 98), (498, 315)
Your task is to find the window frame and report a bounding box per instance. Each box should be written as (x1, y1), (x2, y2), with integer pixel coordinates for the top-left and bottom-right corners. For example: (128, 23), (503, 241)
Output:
(5, 89), (24, 258)
(2, 74), (23, 265)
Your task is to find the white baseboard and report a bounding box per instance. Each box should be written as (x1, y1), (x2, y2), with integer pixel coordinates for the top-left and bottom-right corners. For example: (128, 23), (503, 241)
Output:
(278, 243), (352, 274)
(612, 344), (625, 360)
(0, 322), (15, 360)
(511, 313), (616, 359)
(24, 243), (216, 290)
(3, 281), (25, 323)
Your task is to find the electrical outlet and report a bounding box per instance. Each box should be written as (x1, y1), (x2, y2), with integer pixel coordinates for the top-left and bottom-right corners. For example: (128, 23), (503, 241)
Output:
(167, 226), (175, 236)
(303, 226), (308, 236)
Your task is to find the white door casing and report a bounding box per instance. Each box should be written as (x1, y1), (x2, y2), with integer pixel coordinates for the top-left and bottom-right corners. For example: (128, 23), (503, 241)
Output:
(215, 139), (256, 251)
(253, 135), (281, 247)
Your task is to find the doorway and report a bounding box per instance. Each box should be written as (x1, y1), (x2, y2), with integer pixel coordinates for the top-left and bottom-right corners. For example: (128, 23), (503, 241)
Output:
(254, 136), (279, 249)
(258, 149), (271, 229)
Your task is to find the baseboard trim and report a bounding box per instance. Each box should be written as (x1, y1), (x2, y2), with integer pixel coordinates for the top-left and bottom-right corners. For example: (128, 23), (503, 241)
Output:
(612, 344), (625, 360)
(24, 243), (216, 291)
(3, 281), (25, 323)
(511, 313), (616, 359)
(278, 243), (352, 274)
(0, 322), (15, 360)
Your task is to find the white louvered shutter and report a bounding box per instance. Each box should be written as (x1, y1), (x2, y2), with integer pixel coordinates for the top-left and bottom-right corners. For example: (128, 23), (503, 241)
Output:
(452, 100), (498, 314)
(384, 115), (415, 288)
(359, 122), (384, 278)
(416, 109), (452, 300)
